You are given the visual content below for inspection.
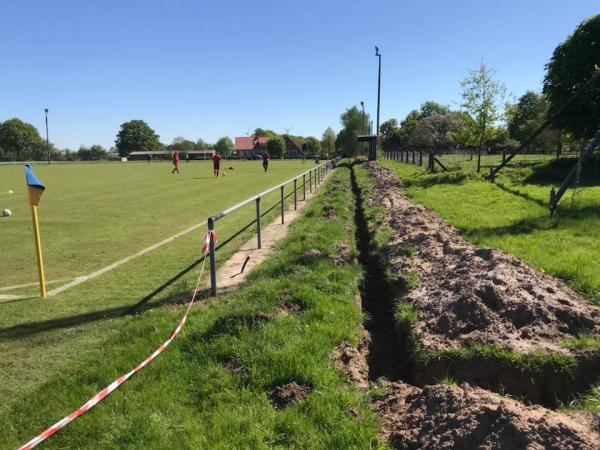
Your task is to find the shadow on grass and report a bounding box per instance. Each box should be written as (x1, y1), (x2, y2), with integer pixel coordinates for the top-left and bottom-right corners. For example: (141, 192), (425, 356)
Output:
(0, 256), (207, 341)
(523, 157), (600, 187)
(464, 215), (556, 239)
(493, 182), (548, 207)
(464, 204), (600, 240)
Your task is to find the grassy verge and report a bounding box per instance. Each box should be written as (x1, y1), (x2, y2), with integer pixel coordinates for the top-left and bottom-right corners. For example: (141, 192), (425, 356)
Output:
(2, 164), (384, 449)
(380, 158), (600, 304)
(420, 343), (576, 376)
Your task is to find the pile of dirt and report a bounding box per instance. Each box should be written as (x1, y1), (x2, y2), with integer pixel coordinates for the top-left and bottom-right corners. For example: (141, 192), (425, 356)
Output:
(323, 202), (337, 218)
(331, 334), (371, 389)
(365, 162), (600, 354)
(269, 382), (311, 408)
(330, 240), (354, 267)
(374, 381), (600, 449)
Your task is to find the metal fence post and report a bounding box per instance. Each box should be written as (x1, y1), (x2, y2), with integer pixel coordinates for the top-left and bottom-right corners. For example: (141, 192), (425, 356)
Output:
(294, 178), (297, 210)
(280, 185), (285, 224)
(256, 197), (261, 249)
(303, 174), (306, 200)
(208, 217), (217, 296)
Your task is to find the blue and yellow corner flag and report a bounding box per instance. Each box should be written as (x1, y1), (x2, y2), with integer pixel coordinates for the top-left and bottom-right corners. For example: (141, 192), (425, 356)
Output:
(24, 164), (45, 206)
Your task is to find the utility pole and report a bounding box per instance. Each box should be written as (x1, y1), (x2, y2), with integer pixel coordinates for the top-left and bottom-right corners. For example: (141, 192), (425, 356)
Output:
(45, 108), (50, 164)
(375, 47), (381, 137)
(360, 101), (365, 135)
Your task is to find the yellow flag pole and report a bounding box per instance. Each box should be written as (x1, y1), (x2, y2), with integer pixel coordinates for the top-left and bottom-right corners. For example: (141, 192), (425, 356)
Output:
(30, 204), (47, 298)
(25, 164), (47, 299)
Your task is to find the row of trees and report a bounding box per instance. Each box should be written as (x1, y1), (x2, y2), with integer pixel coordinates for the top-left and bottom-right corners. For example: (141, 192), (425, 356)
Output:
(0, 117), (329, 161)
(333, 14), (600, 159)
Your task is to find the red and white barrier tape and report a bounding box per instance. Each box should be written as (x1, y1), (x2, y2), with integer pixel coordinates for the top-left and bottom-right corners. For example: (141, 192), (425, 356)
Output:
(18, 231), (216, 450)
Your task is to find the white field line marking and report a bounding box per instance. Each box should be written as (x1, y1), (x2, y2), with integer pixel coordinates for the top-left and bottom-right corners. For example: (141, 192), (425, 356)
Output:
(0, 278), (73, 292)
(0, 220), (207, 300)
(44, 220), (207, 297)
(0, 294), (29, 301)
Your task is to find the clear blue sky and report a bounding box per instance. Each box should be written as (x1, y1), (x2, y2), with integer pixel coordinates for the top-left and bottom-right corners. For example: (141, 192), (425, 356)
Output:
(1, 0), (598, 150)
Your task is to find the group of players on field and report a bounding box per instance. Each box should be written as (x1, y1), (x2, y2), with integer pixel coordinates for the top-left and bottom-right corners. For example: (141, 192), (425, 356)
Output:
(169, 150), (271, 176)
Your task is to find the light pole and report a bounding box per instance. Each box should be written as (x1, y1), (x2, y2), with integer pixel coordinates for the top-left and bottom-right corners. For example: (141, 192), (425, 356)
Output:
(44, 108), (50, 164)
(375, 46), (381, 138)
(360, 101), (366, 157)
(360, 101), (365, 134)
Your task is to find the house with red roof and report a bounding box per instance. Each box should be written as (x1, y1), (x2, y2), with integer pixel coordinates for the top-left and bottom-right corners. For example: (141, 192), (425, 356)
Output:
(234, 136), (269, 158)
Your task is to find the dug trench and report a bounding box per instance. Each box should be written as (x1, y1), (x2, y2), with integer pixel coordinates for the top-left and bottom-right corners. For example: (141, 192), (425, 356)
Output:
(350, 160), (409, 381)
(343, 160), (600, 447)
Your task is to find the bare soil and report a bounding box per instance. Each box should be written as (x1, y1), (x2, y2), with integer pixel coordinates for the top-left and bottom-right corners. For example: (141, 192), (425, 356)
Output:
(268, 382), (311, 408)
(365, 162), (600, 355)
(331, 333), (371, 389)
(374, 381), (600, 449)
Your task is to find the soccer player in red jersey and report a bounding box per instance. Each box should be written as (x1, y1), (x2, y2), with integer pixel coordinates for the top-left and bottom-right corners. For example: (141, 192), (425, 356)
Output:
(171, 151), (180, 174)
(212, 151), (223, 177)
(262, 151), (270, 172)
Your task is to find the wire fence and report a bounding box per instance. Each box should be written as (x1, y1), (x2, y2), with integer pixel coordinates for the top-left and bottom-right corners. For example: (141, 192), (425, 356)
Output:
(382, 149), (574, 174)
(206, 159), (336, 295)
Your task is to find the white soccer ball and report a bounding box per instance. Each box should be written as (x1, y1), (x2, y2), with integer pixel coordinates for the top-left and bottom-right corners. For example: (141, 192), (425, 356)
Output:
(2, 209), (12, 217)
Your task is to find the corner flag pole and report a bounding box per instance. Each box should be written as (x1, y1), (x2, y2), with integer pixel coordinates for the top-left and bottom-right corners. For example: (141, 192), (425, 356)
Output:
(24, 164), (47, 298)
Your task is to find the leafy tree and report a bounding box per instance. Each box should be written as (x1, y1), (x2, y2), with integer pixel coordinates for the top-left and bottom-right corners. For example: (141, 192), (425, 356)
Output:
(409, 113), (460, 149)
(419, 101), (450, 117)
(543, 14), (600, 140)
(379, 118), (398, 137)
(0, 118), (45, 159)
(115, 120), (161, 157)
(335, 106), (370, 157)
(77, 144), (108, 160)
(505, 91), (561, 152)
(460, 60), (506, 170)
(64, 149), (77, 161)
(195, 138), (210, 150)
(380, 118), (403, 149)
(321, 127), (336, 157)
(397, 110), (421, 146)
(450, 111), (478, 149)
(304, 136), (321, 156)
(267, 136), (286, 158)
(214, 136), (234, 156)
(169, 137), (195, 153)
(254, 128), (277, 138)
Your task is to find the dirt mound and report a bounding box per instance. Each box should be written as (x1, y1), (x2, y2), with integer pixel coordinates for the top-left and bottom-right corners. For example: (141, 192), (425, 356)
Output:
(331, 333), (371, 389)
(330, 240), (354, 267)
(366, 162), (600, 354)
(269, 382), (311, 408)
(322, 202), (337, 218)
(374, 382), (600, 449)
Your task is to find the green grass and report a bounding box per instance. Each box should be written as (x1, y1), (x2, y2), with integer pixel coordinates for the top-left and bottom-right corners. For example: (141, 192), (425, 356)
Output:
(1, 165), (386, 449)
(566, 386), (600, 412)
(0, 160), (313, 290)
(0, 160), (321, 420)
(564, 332), (600, 351)
(420, 343), (576, 376)
(380, 157), (600, 303)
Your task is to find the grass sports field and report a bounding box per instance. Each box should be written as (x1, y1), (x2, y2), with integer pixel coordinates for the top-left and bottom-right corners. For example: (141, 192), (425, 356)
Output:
(1, 160), (312, 292)
(381, 156), (600, 303)
(0, 160), (316, 425)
